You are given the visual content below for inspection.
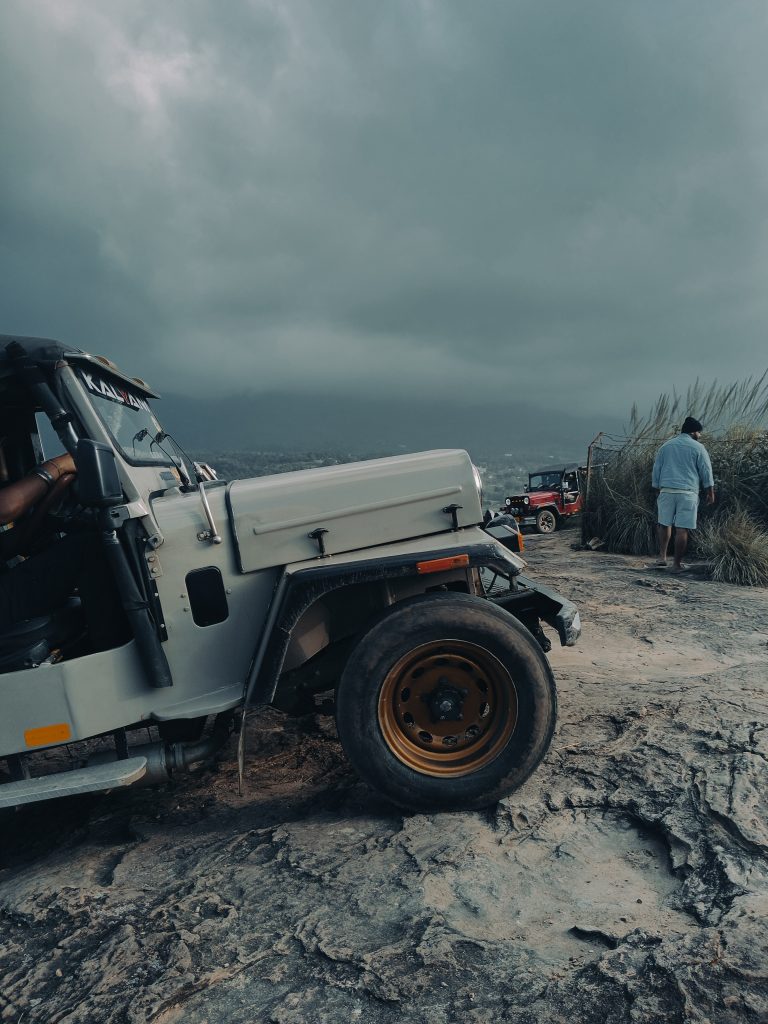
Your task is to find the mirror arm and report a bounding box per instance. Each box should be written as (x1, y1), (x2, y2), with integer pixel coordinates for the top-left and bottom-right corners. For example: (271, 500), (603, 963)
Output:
(197, 482), (222, 544)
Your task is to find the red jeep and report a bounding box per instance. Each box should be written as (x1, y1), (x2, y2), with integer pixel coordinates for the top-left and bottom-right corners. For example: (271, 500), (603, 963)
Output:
(501, 465), (585, 534)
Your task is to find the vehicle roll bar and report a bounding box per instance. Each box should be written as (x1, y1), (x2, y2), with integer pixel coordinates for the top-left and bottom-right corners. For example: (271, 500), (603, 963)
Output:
(4, 341), (79, 454)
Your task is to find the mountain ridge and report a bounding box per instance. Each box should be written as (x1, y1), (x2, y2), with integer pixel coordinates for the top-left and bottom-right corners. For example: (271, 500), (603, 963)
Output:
(158, 390), (619, 462)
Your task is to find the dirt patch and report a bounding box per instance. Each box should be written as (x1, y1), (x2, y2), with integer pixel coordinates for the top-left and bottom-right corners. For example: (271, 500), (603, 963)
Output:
(1, 532), (767, 1023)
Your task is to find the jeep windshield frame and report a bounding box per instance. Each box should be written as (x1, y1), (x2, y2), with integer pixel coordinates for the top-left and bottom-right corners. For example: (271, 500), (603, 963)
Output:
(76, 367), (176, 468)
(528, 471), (563, 493)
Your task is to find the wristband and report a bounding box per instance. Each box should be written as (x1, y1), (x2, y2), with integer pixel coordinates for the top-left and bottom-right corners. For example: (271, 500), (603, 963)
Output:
(32, 465), (57, 489)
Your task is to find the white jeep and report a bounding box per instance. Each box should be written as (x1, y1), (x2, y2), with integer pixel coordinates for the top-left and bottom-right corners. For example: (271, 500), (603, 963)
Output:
(0, 336), (580, 813)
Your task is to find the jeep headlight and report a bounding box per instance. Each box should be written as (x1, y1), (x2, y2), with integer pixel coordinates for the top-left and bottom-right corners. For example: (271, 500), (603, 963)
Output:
(471, 463), (484, 505)
(523, 496), (530, 506)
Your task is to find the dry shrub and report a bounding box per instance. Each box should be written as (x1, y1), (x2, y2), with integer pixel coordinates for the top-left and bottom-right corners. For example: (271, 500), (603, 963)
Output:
(697, 508), (768, 587)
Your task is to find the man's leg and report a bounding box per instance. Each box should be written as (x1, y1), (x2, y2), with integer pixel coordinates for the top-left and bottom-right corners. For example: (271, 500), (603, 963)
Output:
(671, 493), (698, 571)
(2, 532), (128, 651)
(673, 528), (689, 570)
(657, 523), (672, 564)
(2, 535), (85, 623)
(656, 493), (674, 564)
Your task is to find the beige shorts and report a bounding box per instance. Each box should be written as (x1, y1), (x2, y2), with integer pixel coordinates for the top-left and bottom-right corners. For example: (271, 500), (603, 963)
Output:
(657, 491), (698, 529)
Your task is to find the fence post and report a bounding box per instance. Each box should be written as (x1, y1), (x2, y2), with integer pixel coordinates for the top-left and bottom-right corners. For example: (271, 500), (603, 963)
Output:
(582, 432), (603, 545)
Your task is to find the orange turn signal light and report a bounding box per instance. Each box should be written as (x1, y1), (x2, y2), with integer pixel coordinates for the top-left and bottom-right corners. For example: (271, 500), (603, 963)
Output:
(24, 723), (72, 748)
(416, 554), (470, 574)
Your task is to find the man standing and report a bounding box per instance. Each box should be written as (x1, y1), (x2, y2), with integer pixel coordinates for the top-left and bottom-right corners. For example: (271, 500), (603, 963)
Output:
(652, 416), (715, 572)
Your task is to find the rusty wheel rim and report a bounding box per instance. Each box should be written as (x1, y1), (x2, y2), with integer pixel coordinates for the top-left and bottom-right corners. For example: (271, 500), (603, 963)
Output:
(377, 640), (518, 777)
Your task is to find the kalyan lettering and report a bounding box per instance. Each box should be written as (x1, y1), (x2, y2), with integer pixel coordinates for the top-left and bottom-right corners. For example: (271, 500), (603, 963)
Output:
(80, 371), (150, 412)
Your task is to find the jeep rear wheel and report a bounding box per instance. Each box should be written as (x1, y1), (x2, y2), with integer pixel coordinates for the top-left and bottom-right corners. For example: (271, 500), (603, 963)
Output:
(335, 593), (557, 811)
(535, 508), (557, 534)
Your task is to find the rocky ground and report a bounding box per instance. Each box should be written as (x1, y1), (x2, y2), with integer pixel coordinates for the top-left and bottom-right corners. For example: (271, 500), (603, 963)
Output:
(1, 531), (767, 1023)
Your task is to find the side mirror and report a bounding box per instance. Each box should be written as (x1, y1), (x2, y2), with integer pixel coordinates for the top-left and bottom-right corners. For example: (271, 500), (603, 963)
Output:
(76, 439), (123, 507)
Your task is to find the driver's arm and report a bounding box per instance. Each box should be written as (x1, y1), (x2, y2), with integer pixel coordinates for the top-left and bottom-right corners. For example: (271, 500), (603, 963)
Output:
(0, 454), (76, 525)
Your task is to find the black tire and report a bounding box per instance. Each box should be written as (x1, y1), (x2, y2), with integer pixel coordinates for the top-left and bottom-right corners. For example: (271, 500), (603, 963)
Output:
(535, 508), (558, 534)
(335, 593), (557, 812)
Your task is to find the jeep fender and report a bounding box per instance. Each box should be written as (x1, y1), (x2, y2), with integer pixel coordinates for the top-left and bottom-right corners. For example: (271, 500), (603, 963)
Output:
(539, 504), (560, 519)
(242, 537), (524, 710)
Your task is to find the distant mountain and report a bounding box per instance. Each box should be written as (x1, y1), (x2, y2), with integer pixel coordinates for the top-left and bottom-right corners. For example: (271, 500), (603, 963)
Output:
(157, 390), (621, 463)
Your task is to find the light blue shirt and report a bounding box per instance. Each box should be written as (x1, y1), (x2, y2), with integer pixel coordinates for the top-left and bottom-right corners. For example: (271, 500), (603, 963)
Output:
(652, 433), (714, 492)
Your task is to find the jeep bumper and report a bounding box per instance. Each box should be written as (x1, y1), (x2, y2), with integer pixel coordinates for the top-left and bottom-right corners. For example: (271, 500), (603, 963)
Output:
(518, 574), (581, 646)
(554, 602), (582, 646)
(492, 572), (582, 647)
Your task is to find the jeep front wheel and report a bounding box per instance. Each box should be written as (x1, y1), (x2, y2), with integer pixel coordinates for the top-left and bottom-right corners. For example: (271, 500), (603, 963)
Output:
(335, 593), (557, 811)
(535, 508), (557, 533)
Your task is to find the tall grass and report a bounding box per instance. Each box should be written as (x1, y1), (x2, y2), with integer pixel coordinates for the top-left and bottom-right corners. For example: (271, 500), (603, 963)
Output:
(584, 377), (768, 583)
(697, 508), (768, 587)
(625, 373), (768, 441)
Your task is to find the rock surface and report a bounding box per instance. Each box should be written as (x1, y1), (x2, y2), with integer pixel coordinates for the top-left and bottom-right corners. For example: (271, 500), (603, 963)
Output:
(1, 533), (767, 1023)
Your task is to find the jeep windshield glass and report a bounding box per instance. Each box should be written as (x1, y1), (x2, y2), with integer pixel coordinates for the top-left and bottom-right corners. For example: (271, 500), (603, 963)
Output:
(78, 369), (171, 465)
(528, 472), (563, 492)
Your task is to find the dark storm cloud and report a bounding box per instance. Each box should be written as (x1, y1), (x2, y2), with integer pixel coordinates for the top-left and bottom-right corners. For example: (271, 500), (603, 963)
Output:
(1, 0), (767, 414)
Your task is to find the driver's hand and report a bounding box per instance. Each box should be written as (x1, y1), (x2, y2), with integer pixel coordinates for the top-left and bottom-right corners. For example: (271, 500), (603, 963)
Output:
(57, 472), (77, 490)
(48, 453), (77, 477)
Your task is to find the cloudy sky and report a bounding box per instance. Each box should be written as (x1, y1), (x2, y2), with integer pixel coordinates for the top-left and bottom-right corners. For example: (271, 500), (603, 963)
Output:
(1, 0), (767, 417)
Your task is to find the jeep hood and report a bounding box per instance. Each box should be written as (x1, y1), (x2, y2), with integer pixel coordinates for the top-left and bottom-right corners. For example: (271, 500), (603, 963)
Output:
(512, 489), (561, 501)
(523, 491), (559, 504)
(228, 449), (482, 572)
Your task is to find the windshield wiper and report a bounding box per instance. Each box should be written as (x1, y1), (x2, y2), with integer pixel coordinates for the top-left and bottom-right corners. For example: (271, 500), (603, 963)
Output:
(150, 431), (192, 487)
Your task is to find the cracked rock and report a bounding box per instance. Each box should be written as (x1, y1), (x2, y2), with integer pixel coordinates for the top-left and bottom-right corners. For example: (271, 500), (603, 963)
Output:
(1, 533), (767, 1022)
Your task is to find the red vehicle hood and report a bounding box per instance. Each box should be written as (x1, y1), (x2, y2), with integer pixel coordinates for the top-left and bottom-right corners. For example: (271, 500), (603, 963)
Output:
(509, 491), (559, 506)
